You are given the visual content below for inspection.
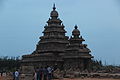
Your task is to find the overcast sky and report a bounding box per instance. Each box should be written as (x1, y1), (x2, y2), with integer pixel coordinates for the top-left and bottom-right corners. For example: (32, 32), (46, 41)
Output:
(0, 0), (120, 65)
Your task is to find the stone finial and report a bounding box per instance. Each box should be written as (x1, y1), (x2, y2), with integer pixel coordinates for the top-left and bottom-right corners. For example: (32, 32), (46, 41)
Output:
(53, 3), (56, 10)
(75, 25), (78, 29)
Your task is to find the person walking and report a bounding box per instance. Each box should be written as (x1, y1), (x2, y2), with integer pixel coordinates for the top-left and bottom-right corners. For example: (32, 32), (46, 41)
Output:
(47, 66), (53, 80)
(36, 68), (40, 80)
(43, 67), (48, 80)
(33, 70), (37, 80)
(0, 73), (3, 80)
(13, 72), (15, 80)
(39, 67), (43, 80)
(14, 70), (19, 80)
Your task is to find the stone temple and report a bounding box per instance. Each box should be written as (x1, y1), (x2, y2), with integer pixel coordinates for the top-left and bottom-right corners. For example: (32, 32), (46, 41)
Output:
(21, 4), (93, 75)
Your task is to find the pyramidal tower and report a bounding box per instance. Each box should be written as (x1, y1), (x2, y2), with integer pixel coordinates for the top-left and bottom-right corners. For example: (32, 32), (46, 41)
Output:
(21, 4), (93, 76)
(36, 4), (69, 54)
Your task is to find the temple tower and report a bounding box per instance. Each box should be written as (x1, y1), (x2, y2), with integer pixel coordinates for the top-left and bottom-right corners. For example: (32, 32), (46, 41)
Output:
(64, 25), (93, 70)
(21, 4), (69, 75)
(35, 4), (69, 55)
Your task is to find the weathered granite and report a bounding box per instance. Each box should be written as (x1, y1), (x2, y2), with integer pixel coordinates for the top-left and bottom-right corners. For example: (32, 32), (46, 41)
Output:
(21, 4), (93, 79)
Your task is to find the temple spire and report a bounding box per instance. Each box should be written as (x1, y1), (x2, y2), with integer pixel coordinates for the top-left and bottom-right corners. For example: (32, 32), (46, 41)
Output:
(53, 3), (56, 10)
(75, 25), (78, 29)
(72, 25), (80, 38)
(50, 3), (58, 18)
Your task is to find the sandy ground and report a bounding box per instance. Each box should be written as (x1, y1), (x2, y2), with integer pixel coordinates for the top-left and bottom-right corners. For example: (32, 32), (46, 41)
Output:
(55, 78), (120, 80)
(0, 76), (120, 80)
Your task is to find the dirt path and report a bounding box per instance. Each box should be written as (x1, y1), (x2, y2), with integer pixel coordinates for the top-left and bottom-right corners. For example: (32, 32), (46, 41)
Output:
(54, 78), (120, 80)
(4, 76), (120, 80)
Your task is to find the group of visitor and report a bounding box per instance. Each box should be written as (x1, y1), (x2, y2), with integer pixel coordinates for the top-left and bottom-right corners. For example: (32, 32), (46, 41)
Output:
(33, 66), (53, 80)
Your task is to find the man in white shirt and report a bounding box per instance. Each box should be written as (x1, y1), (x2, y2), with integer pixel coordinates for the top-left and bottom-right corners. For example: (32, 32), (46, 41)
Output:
(47, 66), (53, 80)
(15, 70), (19, 80)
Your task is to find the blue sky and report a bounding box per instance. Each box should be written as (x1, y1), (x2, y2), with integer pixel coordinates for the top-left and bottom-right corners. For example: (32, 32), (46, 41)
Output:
(0, 0), (120, 65)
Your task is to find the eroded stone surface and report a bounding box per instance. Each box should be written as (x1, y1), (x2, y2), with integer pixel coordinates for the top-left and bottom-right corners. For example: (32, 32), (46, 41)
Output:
(21, 4), (93, 79)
